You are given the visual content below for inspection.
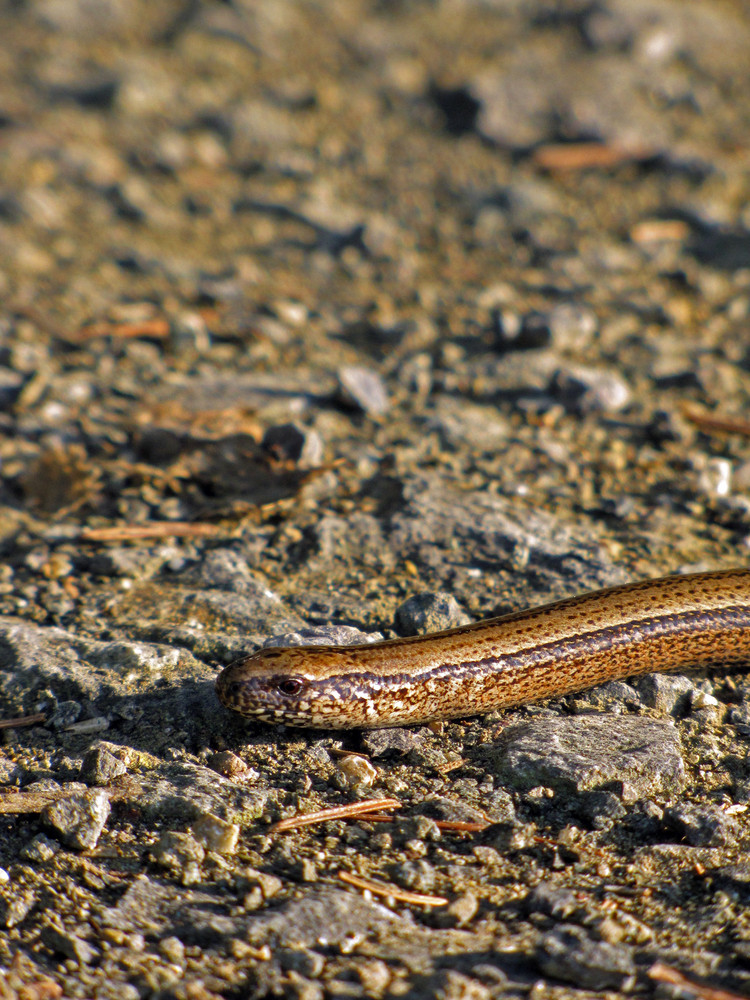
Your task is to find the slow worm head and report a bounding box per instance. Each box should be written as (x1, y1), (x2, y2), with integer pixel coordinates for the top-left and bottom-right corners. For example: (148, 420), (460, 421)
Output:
(215, 569), (750, 728)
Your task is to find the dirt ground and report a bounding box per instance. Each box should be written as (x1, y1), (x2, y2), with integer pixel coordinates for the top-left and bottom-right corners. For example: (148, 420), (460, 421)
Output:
(2, 1), (750, 998)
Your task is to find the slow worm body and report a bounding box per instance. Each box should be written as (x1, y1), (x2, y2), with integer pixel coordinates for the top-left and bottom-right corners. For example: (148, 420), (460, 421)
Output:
(215, 569), (750, 728)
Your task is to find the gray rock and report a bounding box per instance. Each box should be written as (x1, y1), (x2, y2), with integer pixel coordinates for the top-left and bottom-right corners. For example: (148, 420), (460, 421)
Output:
(47, 699), (83, 729)
(537, 924), (636, 990)
(86, 546), (164, 578)
(314, 512), (393, 572)
(246, 887), (412, 949)
(429, 969), (491, 1000)
(576, 789), (627, 829)
(494, 310), (551, 352)
(633, 674), (695, 715)
(549, 364), (631, 414)
(714, 863), (750, 897)
(416, 796), (488, 825)
(0, 367), (24, 408)
(729, 703), (750, 728)
(440, 892), (479, 928)
(169, 310), (211, 352)
(394, 592), (472, 635)
(338, 365), (389, 416)
(100, 874), (242, 944)
(485, 715), (685, 798)
(0, 889), (36, 928)
(0, 616), (213, 717)
(88, 639), (181, 677)
(362, 727), (424, 757)
(0, 757), (22, 785)
(546, 303), (598, 351)
(80, 748), (127, 787)
(395, 859), (436, 893)
(524, 883), (578, 920)
(664, 803), (737, 847)
(573, 679), (640, 713)
(424, 397), (511, 453)
(277, 948), (326, 978)
(19, 834), (59, 862)
(41, 922), (99, 964)
(152, 831), (205, 871)
(185, 549), (264, 593)
(100, 876), (174, 935)
(483, 788), (516, 824)
(43, 789), (110, 850)
(262, 624), (382, 648)
(123, 761), (271, 823)
(389, 477), (628, 600)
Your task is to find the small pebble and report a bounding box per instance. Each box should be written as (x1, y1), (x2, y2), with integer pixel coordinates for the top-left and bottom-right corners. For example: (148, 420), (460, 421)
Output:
(41, 922), (99, 965)
(0, 889), (36, 929)
(192, 812), (240, 854)
(153, 830), (206, 866)
(334, 755), (378, 791)
(394, 591), (472, 635)
(337, 365), (389, 416)
(80, 748), (127, 786)
(20, 834), (59, 863)
(207, 751), (258, 781)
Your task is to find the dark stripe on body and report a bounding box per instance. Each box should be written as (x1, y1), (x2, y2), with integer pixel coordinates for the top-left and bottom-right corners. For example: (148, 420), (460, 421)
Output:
(323, 604), (750, 700)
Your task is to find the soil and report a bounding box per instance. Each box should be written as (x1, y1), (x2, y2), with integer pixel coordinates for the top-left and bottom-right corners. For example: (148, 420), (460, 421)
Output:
(1, 1), (750, 998)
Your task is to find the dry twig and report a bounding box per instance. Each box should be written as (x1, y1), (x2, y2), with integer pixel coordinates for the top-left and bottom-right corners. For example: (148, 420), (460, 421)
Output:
(681, 403), (750, 437)
(270, 798), (402, 833)
(79, 522), (228, 542)
(648, 961), (750, 1000)
(0, 712), (46, 731)
(338, 869), (448, 907)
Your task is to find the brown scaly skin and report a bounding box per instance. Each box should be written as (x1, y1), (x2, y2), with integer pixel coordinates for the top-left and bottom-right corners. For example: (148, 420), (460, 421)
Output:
(215, 569), (750, 728)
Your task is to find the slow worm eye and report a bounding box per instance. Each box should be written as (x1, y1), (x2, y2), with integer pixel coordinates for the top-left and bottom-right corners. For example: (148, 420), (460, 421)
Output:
(277, 677), (304, 697)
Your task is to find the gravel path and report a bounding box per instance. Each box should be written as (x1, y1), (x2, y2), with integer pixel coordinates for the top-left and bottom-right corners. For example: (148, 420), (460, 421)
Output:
(1, 1), (750, 997)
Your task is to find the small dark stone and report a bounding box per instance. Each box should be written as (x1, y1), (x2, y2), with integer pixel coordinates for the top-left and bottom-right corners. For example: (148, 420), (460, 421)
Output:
(0, 367), (24, 408)
(575, 790), (627, 829)
(713, 863), (750, 897)
(48, 700), (82, 730)
(418, 796), (488, 825)
(277, 948), (326, 978)
(537, 924), (636, 990)
(523, 883), (578, 920)
(493, 310), (551, 351)
(262, 422), (323, 467)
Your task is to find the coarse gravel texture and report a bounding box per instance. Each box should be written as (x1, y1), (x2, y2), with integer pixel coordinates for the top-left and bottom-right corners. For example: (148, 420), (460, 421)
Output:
(1, 0), (750, 998)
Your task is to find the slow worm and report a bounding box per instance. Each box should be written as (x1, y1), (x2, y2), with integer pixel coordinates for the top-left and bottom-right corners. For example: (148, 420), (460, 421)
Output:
(215, 569), (750, 728)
